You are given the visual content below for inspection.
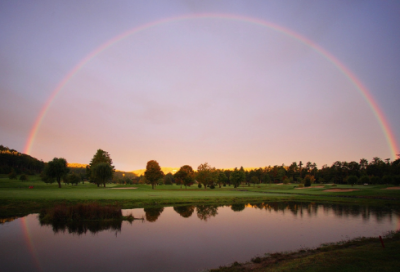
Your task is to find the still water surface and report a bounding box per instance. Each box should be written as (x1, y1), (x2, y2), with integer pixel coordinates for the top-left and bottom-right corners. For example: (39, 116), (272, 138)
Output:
(1, 202), (399, 272)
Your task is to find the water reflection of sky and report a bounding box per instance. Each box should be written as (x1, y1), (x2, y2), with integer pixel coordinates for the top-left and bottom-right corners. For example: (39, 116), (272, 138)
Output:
(0, 203), (399, 272)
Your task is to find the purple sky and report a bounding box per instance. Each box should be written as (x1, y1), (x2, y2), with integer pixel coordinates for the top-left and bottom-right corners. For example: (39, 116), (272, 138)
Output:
(1, 1), (399, 171)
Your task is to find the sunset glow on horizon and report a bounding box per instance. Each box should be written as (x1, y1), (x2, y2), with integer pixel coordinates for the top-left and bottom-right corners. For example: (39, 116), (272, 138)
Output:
(1, 1), (399, 171)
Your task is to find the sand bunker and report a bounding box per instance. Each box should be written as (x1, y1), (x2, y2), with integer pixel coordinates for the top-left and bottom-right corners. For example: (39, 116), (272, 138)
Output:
(383, 187), (400, 190)
(295, 186), (324, 189)
(111, 187), (138, 190)
(324, 189), (359, 192)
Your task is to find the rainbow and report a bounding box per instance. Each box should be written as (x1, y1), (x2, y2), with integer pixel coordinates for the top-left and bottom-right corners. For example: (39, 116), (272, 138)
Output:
(21, 217), (42, 271)
(23, 13), (398, 158)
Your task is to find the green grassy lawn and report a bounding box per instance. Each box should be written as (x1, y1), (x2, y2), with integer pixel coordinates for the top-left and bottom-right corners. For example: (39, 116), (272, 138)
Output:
(1, 175), (400, 217)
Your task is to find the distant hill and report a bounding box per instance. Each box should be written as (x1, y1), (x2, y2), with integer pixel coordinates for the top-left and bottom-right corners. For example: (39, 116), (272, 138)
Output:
(132, 167), (180, 176)
(0, 145), (44, 174)
(67, 163), (88, 168)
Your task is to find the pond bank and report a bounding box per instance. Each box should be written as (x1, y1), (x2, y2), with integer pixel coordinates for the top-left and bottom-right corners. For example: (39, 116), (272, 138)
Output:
(210, 231), (400, 272)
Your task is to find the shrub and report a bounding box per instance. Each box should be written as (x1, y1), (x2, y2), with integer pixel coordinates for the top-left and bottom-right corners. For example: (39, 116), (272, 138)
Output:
(370, 176), (381, 184)
(304, 176), (311, 187)
(346, 175), (358, 186)
(251, 257), (262, 263)
(393, 175), (400, 185)
(210, 184), (215, 189)
(198, 184), (202, 188)
(297, 184), (304, 188)
(359, 175), (370, 185)
(382, 175), (394, 184)
(8, 171), (17, 179)
(19, 174), (28, 181)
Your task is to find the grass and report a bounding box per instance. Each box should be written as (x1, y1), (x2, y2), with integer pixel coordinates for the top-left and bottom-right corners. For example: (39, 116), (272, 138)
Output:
(1, 175), (400, 217)
(209, 231), (400, 272)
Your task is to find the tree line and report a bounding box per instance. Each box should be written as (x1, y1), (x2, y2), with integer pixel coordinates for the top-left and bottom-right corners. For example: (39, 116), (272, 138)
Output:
(38, 151), (400, 188)
(3, 144), (398, 188)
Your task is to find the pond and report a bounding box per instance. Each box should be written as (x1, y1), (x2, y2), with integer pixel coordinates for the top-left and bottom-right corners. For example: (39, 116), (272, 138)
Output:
(1, 202), (399, 272)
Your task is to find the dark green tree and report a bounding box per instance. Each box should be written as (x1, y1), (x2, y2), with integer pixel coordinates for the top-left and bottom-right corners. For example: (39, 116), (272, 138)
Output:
(250, 176), (258, 187)
(19, 174), (28, 181)
(217, 170), (228, 188)
(66, 173), (81, 186)
(163, 173), (175, 185)
(43, 158), (69, 188)
(91, 162), (113, 187)
(8, 169), (17, 179)
(304, 176), (311, 187)
(359, 175), (370, 185)
(230, 167), (246, 188)
(346, 175), (358, 186)
(87, 149), (115, 184)
(144, 160), (164, 189)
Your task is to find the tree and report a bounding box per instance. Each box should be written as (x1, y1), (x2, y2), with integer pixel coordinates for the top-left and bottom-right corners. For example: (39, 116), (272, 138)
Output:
(174, 165), (194, 189)
(359, 175), (370, 185)
(91, 163), (113, 187)
(19, 174), (28, 181)
(144, 160), (164, 189)
(43, 158), (69, 188)
(346, 175), (358, 186)
(66, 173), (80, 186)
(163, 173), (175, 185)
(230, 167), (246, 188)
(217, 170), (228, 188)
(8, 169), (17, 179)
(196, 163), (217, 189)
(250, 176), (258, 187)
(304, 176), (311, 187)
(87, 149), (115, 184)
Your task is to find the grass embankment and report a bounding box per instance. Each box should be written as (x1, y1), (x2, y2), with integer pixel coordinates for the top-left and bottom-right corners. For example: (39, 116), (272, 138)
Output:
(210, 231), (400, 272)
(1, 174), (399, 217)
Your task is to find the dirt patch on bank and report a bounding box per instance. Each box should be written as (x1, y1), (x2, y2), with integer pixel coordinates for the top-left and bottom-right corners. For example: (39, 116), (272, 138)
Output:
(111, 187), (138, 190)
(295, 186), (324, 189)
(323, 189), (359, 192)
(384, 187), (400, 190)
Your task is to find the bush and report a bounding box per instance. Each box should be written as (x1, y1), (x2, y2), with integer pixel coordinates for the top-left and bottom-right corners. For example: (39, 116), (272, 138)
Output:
(359, 175), (370, 185)
(393, 175), (400, 185)
(210, 184), (215, 189)
(297, 184), (304, 188)
(251, 257), (262, 263)
(8, 171), (17, 179)
(304, 177), (311, 187)
(370, 176), (381, 184)
(19, 174), (28, 181)
(346, 175), (358, 186)
(198, 184), (202, 188)
(382, 175), (394, 184)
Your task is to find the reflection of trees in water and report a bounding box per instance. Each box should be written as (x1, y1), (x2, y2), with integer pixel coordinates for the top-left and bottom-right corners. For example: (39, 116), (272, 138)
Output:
(242, 202), (395, 224)
(196, 205), (218, 221)
(39, 219), (122, 235)
(231, 203), (245, 212)
(144, 207), (164, 222)
(173, 206), (195, 218)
